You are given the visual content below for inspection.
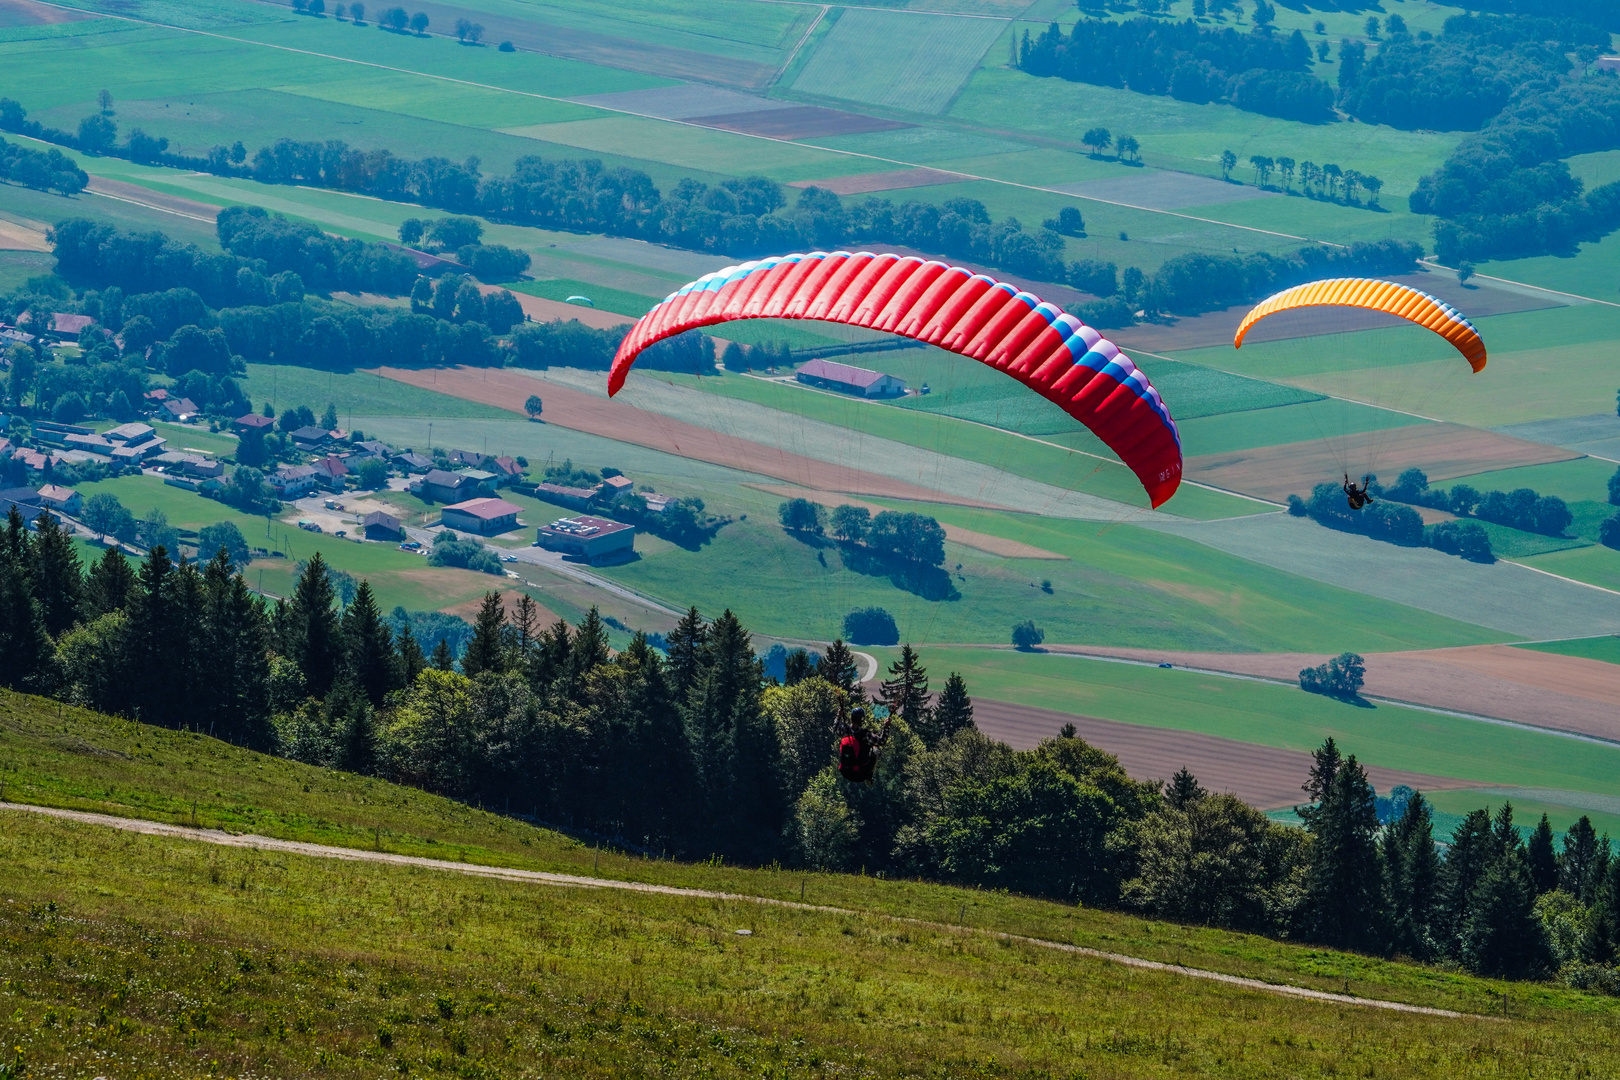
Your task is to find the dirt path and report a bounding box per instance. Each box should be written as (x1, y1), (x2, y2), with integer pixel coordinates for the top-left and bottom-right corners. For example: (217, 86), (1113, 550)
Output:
(372, 366), (1013, 509)
(970, 698), (1473, 808)
(1, 801), (1475, 1019)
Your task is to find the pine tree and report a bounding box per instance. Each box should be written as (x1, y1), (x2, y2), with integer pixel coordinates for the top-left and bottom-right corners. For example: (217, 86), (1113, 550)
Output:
(1560, 816), (1606, 902)
(1438, 809), (1495, 953)
(29, 511), (82, 638)
(783, 649), (815, 686)
(1527, 813), (1559, 894)
(460, 591), (509, 678)
(84, 546), (136, 617)
(340, 579), (396, 706)
(1303, 752), (1386, 952)
(1297, 736), (1342, 827)
(687, 610), (781, 857)
(286, 553), (341, 697)
(816, 637), (859, 695)
(124, 546), (180, 724)
(880, 644), (929, 733)
(1166, 767), (1207, 810)
(929, 671), (975, 745)
(1383, 791), (1440, 959)
(430, 637), (455, 671)
(199, 550), (272, 747)
(396, 622), (427, 686)
(0, 507), (53, 692)
(511, 593), (541, 668)
(1582, 858), (1620, 966)
(664, 606), (707, 700)
(327, 677), (376, 775)
(614, 632), (694, 847)
(1491, 801), (1521, 855)
(527, 618), (571, 689)
(568, 606), (610, 683)
(1460, 853), (1551, 978)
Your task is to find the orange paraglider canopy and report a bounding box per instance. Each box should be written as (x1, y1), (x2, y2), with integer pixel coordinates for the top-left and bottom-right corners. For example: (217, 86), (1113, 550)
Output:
(1234, 278), (1487, 372)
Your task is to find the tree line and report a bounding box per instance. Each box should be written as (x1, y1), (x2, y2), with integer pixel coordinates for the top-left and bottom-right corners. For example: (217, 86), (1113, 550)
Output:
(1018, 18), (1333, 123)
(4, 515), (1616, 986)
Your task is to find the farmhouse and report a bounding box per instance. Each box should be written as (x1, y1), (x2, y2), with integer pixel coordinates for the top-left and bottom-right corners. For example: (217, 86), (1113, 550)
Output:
(363, 510), (405, 541)
(442, 497), (523, 536)
(534, 481), (599, 510)
(310, 455), (349, 491)
(796, 358), (906, 398)
(159, 397), (198, 421)
(413, 468), (497, 502)
(233, 413), (275, 434)
(269, 464), (320, 498)
(535, 515), (634, 563)
(35, 484), (80, 515)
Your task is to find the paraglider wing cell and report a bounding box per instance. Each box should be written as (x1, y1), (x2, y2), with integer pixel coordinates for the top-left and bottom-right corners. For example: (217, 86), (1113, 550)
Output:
(1233, 278), (1487, 372)
(607, 252), (1183, 507)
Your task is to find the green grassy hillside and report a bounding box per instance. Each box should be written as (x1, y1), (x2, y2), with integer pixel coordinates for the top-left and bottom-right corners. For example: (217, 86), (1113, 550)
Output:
(4, 689), (1620, 1079)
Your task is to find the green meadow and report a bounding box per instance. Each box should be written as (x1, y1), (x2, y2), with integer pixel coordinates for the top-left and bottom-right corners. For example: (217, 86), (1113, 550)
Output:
(1517, 635), (1620, 665)
(2, 688), (1615, 1043)
(874, 646), (1617, 798)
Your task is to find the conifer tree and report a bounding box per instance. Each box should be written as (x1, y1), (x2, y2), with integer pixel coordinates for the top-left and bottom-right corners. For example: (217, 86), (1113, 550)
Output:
(340, 579), (396, 706)
(396, 622), (427, 686)
(199, 549), (271, 747)
(1560, 816), (1606, 902)
(783, 648), (815, 686)
(1297, 736), (1342, 827)
(511, 593), (541, 667)
(522, 617), (566, 689)
(664, 606), (707, 701)
(687, 610), (781, 856)
(1439, 809), (1495, 951)
(328, 677), (377, 774)
(881, 644), (929, 732)
(430, 637), (455, 671)
(1582, 858), (1620, 966)
(124, 546), (182, 723)
(460, 591), (508, 678)
(1383, 790), (1440, 958)
(614, 632), (694, 845)
(1166, 767), (1207, 810)
(285, 553), (341, 698)
(1527, 814), (1559, 895)
(568, 606), (610, 685)
(928, 671), (975, 746)
(1460, 853), (1551, 978)
(29, 512), (82, 638)
(816, 637), (860, 695)
(0, 507), (53, 692)
(1492, 801), (1521, 855)
(84, 546), (136, 617)
(1302, 750), (1386, 951)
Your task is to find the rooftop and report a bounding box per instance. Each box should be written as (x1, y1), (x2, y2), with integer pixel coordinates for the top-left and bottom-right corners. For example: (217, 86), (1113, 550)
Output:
(444, 497), (523, 521)
(539, 515), (633, 537)
(797, 357), (894, 389)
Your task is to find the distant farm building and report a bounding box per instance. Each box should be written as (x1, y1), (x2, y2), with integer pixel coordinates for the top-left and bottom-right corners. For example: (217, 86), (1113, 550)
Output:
(534, 481), (599, 510)
(363, 510), (405, 541)
(796, 358), (906, 398)
(536, 515), (634, 563)
(441, 497), (523, 535)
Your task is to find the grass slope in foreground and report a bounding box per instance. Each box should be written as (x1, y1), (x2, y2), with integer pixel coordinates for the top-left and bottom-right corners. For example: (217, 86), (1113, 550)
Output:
(3, 691), (1619, 1079)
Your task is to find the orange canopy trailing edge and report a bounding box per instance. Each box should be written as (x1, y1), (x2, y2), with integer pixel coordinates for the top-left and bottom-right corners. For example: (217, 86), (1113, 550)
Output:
(1233, 278), (1487, 372)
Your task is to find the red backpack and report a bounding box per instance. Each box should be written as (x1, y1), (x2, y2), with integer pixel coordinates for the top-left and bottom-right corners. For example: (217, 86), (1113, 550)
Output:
(839, 734), (875, 783)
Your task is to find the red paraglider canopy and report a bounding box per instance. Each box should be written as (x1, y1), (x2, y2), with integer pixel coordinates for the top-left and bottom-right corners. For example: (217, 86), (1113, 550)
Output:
(608, 251), (1183, 507)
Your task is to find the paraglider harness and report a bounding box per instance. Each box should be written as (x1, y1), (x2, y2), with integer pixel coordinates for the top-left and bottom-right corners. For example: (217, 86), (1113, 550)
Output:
(1343, 474), (1373, 511)
(836, 703), (890, 784)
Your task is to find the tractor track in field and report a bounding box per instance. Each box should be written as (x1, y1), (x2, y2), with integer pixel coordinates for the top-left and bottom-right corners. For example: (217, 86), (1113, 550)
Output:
(3, 801), (1484, 1020)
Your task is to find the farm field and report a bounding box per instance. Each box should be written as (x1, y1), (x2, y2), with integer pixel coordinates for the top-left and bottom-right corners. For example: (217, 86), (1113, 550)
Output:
(1519, 635), (1620, 666)
(878, 646), (1620, 801)
(789, 8), (1007, 115)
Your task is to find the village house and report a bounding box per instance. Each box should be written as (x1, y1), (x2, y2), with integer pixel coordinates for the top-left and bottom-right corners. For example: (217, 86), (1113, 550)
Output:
(534, 481), (599, 511)
(268, 464), (320, 498)
(233, 413), (275, 434)
(310, 455), (350, 491)
(35, 483), (81, 515)
(291, 426), (332, 452)
(795, 357), (906, 398)
(363, 510), (405, 541)
(535, 515), (635, 563)
(441, 497), (523, 536)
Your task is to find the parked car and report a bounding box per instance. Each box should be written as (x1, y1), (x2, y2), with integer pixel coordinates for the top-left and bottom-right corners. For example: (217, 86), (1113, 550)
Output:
(297, 520), (322, 533)
(399, 541), (421, 551)
(502, 554), (518, 562)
